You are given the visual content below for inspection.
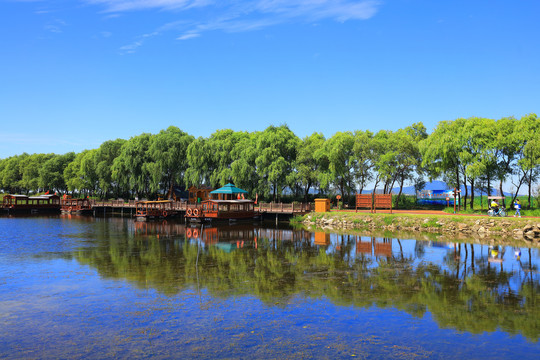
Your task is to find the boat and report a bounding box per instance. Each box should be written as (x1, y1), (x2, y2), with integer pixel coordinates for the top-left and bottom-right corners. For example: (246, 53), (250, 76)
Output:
(1, 194), (61, 213)
(185, 183), (257, 222)
(61, 197), (92, 214)
(185, 199), (257, 222)
(135, 200), (177, 221)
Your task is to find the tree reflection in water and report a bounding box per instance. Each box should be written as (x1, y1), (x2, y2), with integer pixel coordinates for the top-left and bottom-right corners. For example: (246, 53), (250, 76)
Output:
(75, 219), (540, 341)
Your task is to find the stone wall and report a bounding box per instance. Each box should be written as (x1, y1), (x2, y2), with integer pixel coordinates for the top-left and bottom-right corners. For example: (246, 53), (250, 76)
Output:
(302, 213), (540, 244)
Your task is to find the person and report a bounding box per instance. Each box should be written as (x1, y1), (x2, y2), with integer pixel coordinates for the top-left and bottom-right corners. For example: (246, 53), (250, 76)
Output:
(514, 199), (521, 218)
(490, 199), (500, 215)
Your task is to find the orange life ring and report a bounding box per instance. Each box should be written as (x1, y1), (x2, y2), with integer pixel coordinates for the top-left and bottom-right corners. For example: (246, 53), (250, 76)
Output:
(187, 208), (193, 216)
(186, 228), (192, 238)
(192, 229), (199, 238)
(68, 206), (72, 212)
(193, 208), (199, 217)
(163, 211), (168, 217)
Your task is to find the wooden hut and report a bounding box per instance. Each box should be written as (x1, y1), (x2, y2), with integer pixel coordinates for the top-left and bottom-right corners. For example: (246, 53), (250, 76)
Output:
(188, 186), (214, 204)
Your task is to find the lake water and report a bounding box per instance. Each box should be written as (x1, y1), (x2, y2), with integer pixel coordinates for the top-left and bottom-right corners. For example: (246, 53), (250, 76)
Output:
(0, 215), (539, 359)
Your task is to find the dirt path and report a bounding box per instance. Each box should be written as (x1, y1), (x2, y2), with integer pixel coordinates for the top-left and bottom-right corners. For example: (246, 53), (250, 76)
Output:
(332, 209), (540, 218)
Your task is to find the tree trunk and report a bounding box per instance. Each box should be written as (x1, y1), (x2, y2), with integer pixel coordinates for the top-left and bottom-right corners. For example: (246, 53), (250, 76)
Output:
(511, 168), (527, 204)
(389, 173), (398, 196)
(304, 182), (311, 203)
(528, 168), (532, 209)
(463, 173), (468, 210)
(396, 174), (405, 208)
(499, 182), (505, 207)
(469, 177), (475, 210)
(455, 165), (461, 210)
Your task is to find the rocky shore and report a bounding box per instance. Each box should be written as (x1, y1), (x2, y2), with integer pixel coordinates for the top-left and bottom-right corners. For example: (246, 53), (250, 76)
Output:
(300, 212), (540, 244)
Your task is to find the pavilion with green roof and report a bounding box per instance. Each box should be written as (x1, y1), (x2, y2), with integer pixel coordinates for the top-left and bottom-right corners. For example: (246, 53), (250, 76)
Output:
(210, 183), (249, 200)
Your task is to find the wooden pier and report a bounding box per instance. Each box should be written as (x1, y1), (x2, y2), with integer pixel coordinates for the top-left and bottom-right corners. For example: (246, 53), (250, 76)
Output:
(1, 196), (313, 218)
(86, 200), (313, 217)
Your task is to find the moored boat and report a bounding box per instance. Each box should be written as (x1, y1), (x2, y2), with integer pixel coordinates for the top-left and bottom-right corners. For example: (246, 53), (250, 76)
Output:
(2, 194), (61, 213)
(135, 200), (177, 221)
(61, 197), (92, 214)
(185, 199), (256, 221)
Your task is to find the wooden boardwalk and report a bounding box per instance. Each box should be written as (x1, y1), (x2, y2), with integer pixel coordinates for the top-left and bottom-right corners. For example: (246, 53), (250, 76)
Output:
(90, 200), (313, 216)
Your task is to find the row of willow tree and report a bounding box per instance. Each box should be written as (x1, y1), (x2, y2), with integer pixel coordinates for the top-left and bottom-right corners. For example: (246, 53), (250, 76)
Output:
(0, 114), (538, 207)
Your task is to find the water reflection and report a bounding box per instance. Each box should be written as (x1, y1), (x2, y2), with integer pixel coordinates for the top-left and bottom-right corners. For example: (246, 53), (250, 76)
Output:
(70, 219), (540, 341)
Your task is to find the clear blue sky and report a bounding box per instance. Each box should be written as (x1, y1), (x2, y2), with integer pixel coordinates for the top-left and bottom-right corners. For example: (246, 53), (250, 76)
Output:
(1, 0), (539, 158)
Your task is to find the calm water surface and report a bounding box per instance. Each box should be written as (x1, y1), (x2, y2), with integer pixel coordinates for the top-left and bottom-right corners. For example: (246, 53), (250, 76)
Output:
(0, 215), (539, 359)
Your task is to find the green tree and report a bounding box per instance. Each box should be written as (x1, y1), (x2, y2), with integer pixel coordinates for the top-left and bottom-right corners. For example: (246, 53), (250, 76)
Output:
(515, 114), (540, 208)
(112, 133), (154, 198)
(64, 151), (88, 195)
(320, 131), (356, 199)
(352, 130), (374, 194)
(255, 125), (299, 201)
(39, 152), (75, 193)
(420, 120), (465, 207)
(185, 129), (249, 189)
(231, 131), (260, 197)
(20, 153), (54, 193)
(147, 126), (193, 196)
(94, 139), (127, 198)
(0, 154), (27, 193)
(296, 132), (327, 201)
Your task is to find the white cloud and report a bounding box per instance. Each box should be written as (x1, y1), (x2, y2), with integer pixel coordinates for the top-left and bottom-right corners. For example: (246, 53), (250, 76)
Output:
(44, 19), (67, 33)
(86, 0), (211, 12)
(177, 32), (200, 40)
(95, 1), (381, 52)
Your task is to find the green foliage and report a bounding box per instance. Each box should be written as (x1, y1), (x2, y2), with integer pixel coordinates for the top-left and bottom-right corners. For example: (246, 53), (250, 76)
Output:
(0, 115), (538, 203)
(255, 125), (299, 200)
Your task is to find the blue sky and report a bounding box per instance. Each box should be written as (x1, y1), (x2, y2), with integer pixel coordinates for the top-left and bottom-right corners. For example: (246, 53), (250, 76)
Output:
(1, 0), (539, 158)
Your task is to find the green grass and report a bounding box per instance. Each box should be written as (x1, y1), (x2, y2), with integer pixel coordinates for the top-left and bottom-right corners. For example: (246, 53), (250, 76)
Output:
(289, 215), (305, 226)
(421, 219), (442, 228)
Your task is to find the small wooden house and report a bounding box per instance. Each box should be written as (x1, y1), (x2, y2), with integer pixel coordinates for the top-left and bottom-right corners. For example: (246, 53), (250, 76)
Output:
(188, 186), (214, 204)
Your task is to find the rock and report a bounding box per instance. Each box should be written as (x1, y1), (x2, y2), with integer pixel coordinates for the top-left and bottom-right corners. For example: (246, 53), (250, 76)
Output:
(478, 226), (486, 233)
(523, 224), (533, 232)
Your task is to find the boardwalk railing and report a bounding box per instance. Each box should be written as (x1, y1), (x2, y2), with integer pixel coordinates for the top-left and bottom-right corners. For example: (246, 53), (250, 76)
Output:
(257, 202), (313, 214)
(90, 200), (189, 211)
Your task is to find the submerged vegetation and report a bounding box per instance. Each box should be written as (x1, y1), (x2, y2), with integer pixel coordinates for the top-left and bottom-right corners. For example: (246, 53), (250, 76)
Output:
(0, 115), (538, 207)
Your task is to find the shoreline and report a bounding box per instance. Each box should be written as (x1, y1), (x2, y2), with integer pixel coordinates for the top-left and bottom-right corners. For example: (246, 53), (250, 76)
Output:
(298, 212), (540, 246)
